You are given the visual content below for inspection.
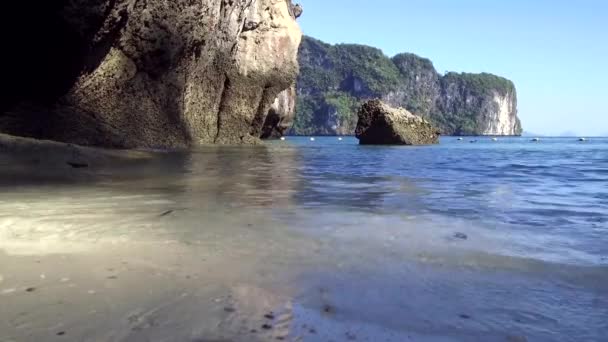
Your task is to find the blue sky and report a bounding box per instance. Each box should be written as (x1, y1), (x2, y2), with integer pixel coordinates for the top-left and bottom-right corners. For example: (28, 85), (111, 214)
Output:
(298, 0), (608, 136)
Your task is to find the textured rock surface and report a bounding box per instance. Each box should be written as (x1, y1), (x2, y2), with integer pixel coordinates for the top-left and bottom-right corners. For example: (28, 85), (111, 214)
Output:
(1, 0), (302, 148)
(355, 100), (440, 145)
(293, 36), (522, 136)
(261, 84), (296, 138)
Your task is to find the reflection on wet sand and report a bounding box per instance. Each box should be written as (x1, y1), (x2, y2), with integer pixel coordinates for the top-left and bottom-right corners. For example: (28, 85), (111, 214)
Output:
(0, 144), (312, 341)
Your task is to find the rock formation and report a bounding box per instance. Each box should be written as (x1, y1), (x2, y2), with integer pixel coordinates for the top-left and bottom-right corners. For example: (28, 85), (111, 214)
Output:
(435, 72), (521, 135)
(1, 0), (303, 148)
(261, 84), (297, 139)
(292, 36), (522, 136)
(355, 100), (440, 145)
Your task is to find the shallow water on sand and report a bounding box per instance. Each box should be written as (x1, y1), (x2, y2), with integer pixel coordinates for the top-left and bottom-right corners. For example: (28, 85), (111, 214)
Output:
(1, 137), (607, 341)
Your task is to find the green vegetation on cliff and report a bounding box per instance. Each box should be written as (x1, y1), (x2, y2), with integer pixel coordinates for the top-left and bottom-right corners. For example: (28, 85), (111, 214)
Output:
(298, 37), (401, 96)
(292, 36), (522, 136)
(329, 44), (401, 95)
(442, 72), (515, 97)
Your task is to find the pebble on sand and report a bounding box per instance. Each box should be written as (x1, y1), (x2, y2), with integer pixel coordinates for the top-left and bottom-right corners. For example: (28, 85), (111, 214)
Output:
(453, 232), (468, 240)
(160, 210), (174, 217)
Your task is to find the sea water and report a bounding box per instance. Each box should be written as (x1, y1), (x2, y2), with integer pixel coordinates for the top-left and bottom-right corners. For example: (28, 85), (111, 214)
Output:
(0, 137), (606, 341)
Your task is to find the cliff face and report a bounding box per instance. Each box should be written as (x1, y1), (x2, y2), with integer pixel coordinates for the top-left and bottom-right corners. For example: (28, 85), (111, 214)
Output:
(261, 84), (297, 139)
(435, 72), (521, 135)
(293, 36), (522, 136)
(384, 53), (440, 118)
(1, 0), (302, 148)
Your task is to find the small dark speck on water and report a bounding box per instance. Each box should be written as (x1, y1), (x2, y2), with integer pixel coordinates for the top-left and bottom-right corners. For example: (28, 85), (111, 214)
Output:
(459, 314), (471, 319)
(160, 210), (174, 217)
(223, 307), (236, 313)
(26, 287), (36, 292)
(261, 324), (273, 330)
(309, 328), (317, 334)
(250, 329), (258, 334)
(56, 331), (66, 336)
(323, 304), (334, 314)
(107, 276), (118, 280)
(264, 312), (275, 320)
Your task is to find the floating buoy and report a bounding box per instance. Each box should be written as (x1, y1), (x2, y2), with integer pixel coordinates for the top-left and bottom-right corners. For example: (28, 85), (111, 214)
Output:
(492, 138), (498, 142)
(338, 137), (343, 141)
(457, 138), (463, 141)
(310, 137), (315, 142)
(579, 138), (587, 142)
(531, 138), (540, 142)
(280, 137), (286, 141)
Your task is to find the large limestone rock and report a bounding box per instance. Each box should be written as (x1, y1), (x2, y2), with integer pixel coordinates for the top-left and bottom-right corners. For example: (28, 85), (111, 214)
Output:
(1, 0), (302, 148)
(355, 100), (440, 145)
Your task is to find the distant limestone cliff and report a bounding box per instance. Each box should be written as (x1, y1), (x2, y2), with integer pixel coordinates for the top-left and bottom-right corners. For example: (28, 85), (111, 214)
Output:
(292, 36), (522, 136)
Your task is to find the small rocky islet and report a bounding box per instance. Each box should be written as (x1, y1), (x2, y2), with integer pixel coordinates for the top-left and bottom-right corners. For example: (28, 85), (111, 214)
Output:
(355, 99), (440, 145)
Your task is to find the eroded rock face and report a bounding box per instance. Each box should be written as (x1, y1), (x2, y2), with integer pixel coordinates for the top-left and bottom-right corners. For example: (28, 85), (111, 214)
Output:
(0, 0), (302, 148)
(261, 85), (296, 139)
(355, 100), (440, 145)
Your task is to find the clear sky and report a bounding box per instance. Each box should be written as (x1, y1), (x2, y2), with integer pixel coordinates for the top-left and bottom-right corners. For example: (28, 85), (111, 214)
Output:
(298, 0), (608, 136)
